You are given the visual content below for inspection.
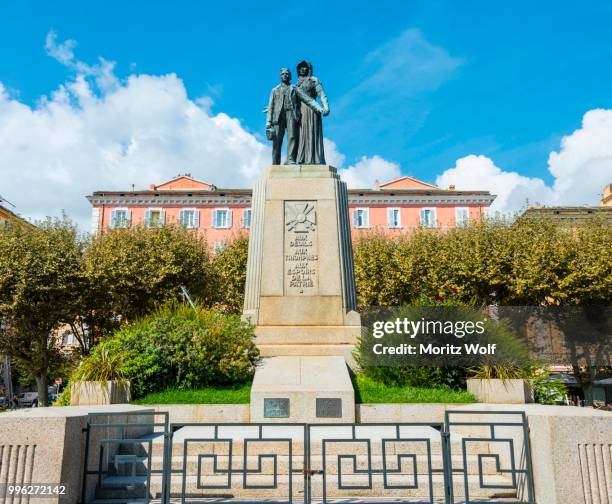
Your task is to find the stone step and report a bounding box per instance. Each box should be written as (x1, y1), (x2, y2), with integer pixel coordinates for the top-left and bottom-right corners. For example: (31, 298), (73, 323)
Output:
(149, 474), (517, 500)
(257, 344), (355, 360)
(148, 454), (508, 476)
(95, 475), (149, 500)
(146, 439), (498, 458)
(255, 326), (360, 345)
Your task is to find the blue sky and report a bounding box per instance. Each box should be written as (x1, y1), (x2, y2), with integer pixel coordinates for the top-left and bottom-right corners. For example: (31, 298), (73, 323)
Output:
(0, 1), (611, 227)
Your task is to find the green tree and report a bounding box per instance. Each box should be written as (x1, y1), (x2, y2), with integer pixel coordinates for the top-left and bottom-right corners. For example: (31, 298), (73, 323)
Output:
(82, 225), (214, 322)
(211, 233), (249, 312)
(558, 218), (612, 304)
(0, 217), (83, 406)
(353, 217), (611, 307)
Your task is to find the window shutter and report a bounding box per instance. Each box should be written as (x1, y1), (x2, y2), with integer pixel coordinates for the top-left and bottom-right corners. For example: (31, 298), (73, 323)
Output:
(127, 209), (132, 227)
(387, 208), (393, 226)
(160, 210), (165, 225)
(352, 210), (358, 227)
(227, 210), (233, 228)
(364, 209), (369, 227)
(145, 209), (151, 227)
(195, 210), (200, 228)
(211, 209), (217, 227)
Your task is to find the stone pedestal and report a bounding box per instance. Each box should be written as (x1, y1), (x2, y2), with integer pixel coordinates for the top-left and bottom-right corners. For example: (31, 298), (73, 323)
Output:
(244, 165), (360, 422)
(250, 356), (355, 423)
(243, 164), (361, 359)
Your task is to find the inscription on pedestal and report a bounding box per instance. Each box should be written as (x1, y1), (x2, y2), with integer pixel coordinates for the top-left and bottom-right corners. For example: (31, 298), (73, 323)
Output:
(284, 201), (318, 296)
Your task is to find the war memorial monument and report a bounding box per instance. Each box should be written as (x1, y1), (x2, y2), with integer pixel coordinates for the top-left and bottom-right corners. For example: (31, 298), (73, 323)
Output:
(0, 60), (610, 504)
(245, 61), (360, 423)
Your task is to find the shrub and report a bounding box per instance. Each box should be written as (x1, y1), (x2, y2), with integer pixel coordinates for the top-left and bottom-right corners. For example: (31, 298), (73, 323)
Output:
(531, 371), (568, 404)
(76, 302), (259, 398)
(53, 386), (71, 406)
(360, 365), (467, 390)
(356, 296), (531, 389)
(467, 364), (529, 380)
(72, 340), (127, 381)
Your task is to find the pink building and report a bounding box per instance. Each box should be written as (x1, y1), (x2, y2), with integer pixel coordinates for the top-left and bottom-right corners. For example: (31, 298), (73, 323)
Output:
(87, 174), (496, 249)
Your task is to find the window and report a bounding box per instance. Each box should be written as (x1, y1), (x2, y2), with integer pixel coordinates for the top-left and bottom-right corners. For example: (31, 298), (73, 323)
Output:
(420, 208), (437, 228)
(179, 208), (199, 228)
(352, 208), (369, 228)
(455, 207), (469, 227)
(109, 208), (130, 228)
(62, 331), (76, 346)
(91, 207), (100, 235)
(144, 208), (164, 228)
(242, 208), (252, 229)
(212, 208), (232, 229)
(387, 207), (401, 228)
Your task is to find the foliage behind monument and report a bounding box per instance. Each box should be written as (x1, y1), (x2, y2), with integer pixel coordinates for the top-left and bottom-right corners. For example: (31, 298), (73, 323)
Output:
(353, 216), (611, 307)
(82, 224), (215, 323)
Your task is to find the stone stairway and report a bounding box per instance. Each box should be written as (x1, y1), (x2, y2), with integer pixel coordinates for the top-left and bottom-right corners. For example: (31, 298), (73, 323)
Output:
(88, 425), (521, 503)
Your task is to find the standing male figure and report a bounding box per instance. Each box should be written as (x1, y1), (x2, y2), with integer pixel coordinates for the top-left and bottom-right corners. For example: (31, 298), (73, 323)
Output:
(266, 67), (322, 165)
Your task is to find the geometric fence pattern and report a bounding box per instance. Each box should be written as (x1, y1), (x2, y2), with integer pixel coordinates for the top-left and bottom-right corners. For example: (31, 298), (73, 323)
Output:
(82, 411), (534, 504)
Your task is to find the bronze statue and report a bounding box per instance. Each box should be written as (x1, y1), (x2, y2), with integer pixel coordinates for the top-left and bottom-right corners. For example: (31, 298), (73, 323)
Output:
(296, 60), (329, 164)
(265, 68), (322, 165)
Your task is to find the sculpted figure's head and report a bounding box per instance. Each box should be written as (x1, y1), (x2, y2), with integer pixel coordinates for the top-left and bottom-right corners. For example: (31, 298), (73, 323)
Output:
(280, 68), (291, 84)
(297, 60), (313, 78)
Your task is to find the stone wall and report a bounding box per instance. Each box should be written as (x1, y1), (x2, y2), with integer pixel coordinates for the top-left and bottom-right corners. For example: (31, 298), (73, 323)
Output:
(0, 405), (153, 504)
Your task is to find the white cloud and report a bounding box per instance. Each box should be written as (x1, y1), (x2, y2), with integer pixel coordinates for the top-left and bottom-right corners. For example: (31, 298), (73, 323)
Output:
(323, 138), (346, 168)
(323, 139), (402, 189)
(548, 109), (612, 204)
(0, 33), (269, 229)
(45, 31), (77, 66)
(338, 155), (402, 189)
(436, 155), (554, 214)
(436, 109), (612, 214)
(2, 32), (609, 229)
(0, 32), (406, 230)
(333, 29), (464, 144)
(358, 29), (464, 98)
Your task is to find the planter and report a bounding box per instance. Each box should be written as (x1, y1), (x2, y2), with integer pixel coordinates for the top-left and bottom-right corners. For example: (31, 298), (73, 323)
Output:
(467, 378), (533, 404)
(70, 380), (131, 406)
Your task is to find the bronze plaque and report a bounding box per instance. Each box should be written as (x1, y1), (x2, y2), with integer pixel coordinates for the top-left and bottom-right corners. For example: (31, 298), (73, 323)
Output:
(316, 398), (342, 418)
(264, 398), (290, 418)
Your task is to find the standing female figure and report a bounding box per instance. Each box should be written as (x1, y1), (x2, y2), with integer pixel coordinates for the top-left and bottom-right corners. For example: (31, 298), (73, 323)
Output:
(295, 60), (329, 165)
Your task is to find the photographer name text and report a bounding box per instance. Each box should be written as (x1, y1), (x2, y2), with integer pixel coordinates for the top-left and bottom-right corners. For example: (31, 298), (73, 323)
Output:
(372, 343), (497, 355)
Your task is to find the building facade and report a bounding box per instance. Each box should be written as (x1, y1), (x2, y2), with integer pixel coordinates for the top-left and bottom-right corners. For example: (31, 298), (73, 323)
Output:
(87, 174), (496, 248)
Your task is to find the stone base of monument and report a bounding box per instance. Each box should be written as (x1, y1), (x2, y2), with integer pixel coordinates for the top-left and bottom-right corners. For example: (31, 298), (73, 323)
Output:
(254, 324), (360, 366)
(250, 356), (355, 423)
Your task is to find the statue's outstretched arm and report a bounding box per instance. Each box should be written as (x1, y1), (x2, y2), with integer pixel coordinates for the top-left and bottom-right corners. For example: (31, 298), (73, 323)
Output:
(315, 80), (329, 115)
(295, 86), (323, 114)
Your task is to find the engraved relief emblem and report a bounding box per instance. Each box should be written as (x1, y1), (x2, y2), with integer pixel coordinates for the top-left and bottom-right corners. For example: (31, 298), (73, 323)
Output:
(285, 202), (316, 232)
